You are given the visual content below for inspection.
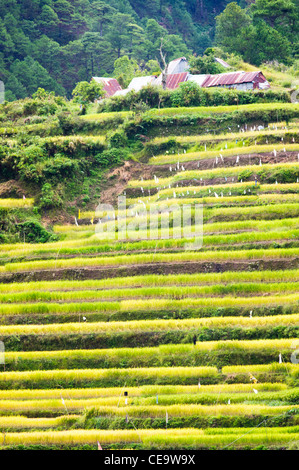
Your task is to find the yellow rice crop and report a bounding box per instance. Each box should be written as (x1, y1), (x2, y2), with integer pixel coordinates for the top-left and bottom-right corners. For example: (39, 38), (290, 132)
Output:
(1, 427), (299, 447)
(0, 314), (298, 337)
(1, 340), (297, 368)
(0, 383), (286, 401)
(0, 198), (34, 209)
(0, 401), (297, 416)
(0, 269), (297, 293)
(0, 416), (78, 429)
(149, 144), (299, 165)
(0, 366), (218, 384)
(1, 247), (299, 272)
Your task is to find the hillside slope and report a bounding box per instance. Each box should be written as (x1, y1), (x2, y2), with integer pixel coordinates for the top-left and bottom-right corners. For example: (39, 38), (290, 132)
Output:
(0, 90), (299, 449)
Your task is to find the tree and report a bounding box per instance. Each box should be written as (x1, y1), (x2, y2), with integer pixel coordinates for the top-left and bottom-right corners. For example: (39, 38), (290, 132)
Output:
(59, 39), (86, 94)
(145, 18), (167, 45)
(32, 88), (55, 100)
(215, 0), (293, 65)
(189, 54), (226, 74)
(72, 80), (104, 105)
(81, 32), (102, 76)
(3, 12), (32, 59)
(127, 22), (144, 58)
(53, 0), (86, 44)
(90, 1), (115, 37)
(215, 2), (254, 55)
(251, 0), (297, 29)
(0, 19), (15, 56)
(10, 57), (65, 96)
(158, 38), (169, 91)
(143, 59), (161, 75)
(113, 55), (139, 88)
(107, 13), (135, 58)
(249, 20), (292, 65)
(251, 0), (298, 46)
(38, 5), (59, 37)
(81, 35), (115, 79)
(142, 18), (190, 62)
(32, 36), (61, 76)
(5, 74), (27, 100)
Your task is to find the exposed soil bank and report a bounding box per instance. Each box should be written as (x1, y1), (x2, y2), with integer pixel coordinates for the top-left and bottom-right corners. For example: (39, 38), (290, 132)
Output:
(0, 257), (298, 283)
(122, 152), (299, 198)
(160, 151), (299, 171)
(98, 152), (298, 202)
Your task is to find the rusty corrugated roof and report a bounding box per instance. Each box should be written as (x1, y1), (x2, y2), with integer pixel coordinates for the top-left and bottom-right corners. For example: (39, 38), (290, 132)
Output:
(102, 78), (122, 97)
(166, 72), (189, 89)
(202, 71), (265, 88)
(155, 72), (189, 89)
(92, 77), (122, 97)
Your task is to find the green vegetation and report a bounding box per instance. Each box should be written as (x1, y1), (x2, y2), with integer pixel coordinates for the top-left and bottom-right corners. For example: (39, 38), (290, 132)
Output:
(1, 5), (299, 448)
(215, 1), (298, 65)
(1, 0), (298, 102)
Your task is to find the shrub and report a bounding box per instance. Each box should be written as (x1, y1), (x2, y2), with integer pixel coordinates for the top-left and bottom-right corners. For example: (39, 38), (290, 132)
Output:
(94, 149), (129, 168)
(171, 82), (204, 108)
(39, 184), (63, 210)
(42, 155), (79, 181)
(20, 144), (46, 165)
(23, 99), (57, 117)
(238, 169), (253, 182)
(138, 86), (163, 108)
(107, 129), (128, 148)
(98, 86), (173, 112)
(57, 112), (78, 135)
(72, 81), (104, 105)
(16, 220), (57, 243)
(98, 87), (290, 113)
(132, 101), (151, 117)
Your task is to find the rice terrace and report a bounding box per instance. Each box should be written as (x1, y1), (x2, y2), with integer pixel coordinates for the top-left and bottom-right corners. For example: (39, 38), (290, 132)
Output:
(1, 0), (299, 455)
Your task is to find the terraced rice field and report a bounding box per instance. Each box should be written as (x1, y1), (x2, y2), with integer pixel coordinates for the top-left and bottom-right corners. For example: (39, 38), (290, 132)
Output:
(1, 111), (299, 450)
(0, 199), (34, 209)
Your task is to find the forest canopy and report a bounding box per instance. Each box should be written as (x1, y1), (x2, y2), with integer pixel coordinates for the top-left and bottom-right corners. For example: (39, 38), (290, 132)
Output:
(0, 0), (298, 101)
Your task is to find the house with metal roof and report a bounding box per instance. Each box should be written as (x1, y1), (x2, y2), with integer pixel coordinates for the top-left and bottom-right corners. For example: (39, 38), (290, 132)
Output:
(188, 74), (209, 88)
(115, 66), (189, 95)
(92, 59), (270, 99)
(155, 72), (189, 89)
(189, 71), (270, 91)
(112, 76), (158, 97)
(153, 57), (189, 89)
(128, 76), (158, 92)
(92, 77), (122, 97)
